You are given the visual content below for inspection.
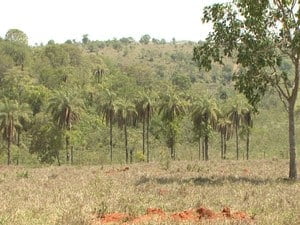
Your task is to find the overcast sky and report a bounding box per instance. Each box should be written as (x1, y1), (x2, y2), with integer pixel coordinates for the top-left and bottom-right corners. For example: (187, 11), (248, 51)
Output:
(0, 0), (227, 45)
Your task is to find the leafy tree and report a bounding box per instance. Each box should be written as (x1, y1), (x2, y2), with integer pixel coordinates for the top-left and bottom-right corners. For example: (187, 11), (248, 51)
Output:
(0, 99), (30, 165)
(47, 90), (83, 164)
(82, 34), (90, 45)
(5, 29), (28, 45)
(159, 90), (186, 159)
(217, 109), (232, 159)
(139, 34), (151, 45)
(228, 97), (247, 160)
(193, 0), (300, 178)
(30, 113), (63, 165)
(242, 108), (254, 160)
(1, 41), (30, 71)
(191, 97), (219, 160)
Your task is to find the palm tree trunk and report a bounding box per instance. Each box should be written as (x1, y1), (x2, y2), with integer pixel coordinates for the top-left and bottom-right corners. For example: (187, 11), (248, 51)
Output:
(16, 130), (21, 165)
(246, 131), (250, 160)
(56, 150), (61, 166)
(142, 117), (145, 156)
(124, 124), (128, 164)
(202, 139), (205, 160)
(7, 119), (13, 165)
(224, 128), (227, 159)
(7, 138), (11, 165)
(70, 146), (74, 164)
(288, 100), (297, 179)
(235, 122), (239, 160)
(220, 132), (224, 159)
(146, 108), (150, 163)
(109, 114), (113, 163)
(198, 137), (201, 160)
(66, 135), (70, 163)
(204, 135), (209, 161)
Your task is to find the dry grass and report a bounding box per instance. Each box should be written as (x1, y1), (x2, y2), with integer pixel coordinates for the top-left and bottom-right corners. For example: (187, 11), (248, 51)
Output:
(0, 160), (299, 225)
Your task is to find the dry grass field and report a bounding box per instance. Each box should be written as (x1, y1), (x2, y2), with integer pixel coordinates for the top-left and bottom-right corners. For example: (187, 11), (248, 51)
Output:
(0, 160), (299, 225)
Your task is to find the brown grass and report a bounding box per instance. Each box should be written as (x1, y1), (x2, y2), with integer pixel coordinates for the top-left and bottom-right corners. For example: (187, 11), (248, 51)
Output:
(0, 160), (299, 225)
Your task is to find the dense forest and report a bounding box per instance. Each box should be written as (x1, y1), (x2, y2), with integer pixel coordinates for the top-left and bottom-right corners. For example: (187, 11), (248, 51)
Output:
(0, 29), (295, 166)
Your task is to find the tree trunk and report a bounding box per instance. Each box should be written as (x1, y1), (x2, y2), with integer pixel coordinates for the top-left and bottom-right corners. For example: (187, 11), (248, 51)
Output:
(130, 147), (133, 163)
(220, 132), (224, 159)
(224, 128), (227, 159)
(198, 137), (201, 160)
(70, 146), (74, 164)
(288, 101), (297, 179)
(235, 122), (239, 160)
(142, 117), (145, 156)
(56, 150), (61, 166)
(109, 115), (113, 163)
(16, 130), (21, 165)
(204, 135), (209, 161)
(7, 119), (13, 165)
(124, 124), (128, 164)
(146, 108), (150, 163)
(7, 139), (11, 165)
(246, 131), (250, 160)
(66, 135), (70, 163)
(202, 139), (205, 160)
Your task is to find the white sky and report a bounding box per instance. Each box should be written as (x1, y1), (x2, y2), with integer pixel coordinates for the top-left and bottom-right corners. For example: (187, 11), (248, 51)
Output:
(0, 0), (227, 45)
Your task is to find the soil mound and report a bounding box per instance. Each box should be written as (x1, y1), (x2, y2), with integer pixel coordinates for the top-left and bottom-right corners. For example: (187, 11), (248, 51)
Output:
(92, 206), (253, 224)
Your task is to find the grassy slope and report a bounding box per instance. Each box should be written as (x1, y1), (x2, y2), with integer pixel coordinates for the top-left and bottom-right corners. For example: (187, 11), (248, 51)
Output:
(0, 160), (299, 225)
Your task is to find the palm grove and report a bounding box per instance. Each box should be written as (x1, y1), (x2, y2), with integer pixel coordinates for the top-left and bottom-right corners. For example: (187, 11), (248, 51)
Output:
(0, 4), (297, 179)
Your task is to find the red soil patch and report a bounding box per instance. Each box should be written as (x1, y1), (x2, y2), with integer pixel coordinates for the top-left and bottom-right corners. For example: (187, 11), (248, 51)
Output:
(171, 210), (199, 221)
(93, 206), (253, 224)
(100, 213), (130, 223)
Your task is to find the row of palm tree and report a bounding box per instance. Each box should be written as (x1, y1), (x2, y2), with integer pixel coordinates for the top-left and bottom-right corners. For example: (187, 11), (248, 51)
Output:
(191, 95), (254, 161)
(0, 88), (253, 165)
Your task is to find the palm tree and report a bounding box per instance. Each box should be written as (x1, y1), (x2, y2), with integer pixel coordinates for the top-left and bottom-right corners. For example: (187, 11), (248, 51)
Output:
(0, 99), (30, 165)
(228, 95), (250, 160)
(217, 111), (232, 159)
(97, 89), (117, 163)
(191, 97), (219, 161)
(115, 99), (137, 164)
(159, 91), (185, 160)
(242, 108), (253, 160)
(47, 90), (83, 164)
(135, 91), (155, 162)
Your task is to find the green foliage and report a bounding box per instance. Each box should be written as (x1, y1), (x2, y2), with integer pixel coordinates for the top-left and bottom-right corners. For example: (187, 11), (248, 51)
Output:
(5, 29), (28, 45)
(139, 34), (151, 44)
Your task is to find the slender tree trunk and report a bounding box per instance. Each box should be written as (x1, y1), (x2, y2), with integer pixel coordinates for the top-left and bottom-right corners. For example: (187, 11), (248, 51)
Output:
(220, 132), (224, 159)
(109, 114), (113, 163)
(16, 130), (21, 165)
(288, 101), (297, 179)
(198, 137), (201, 160)
(66, 135), (70, 163)
(146, 108), (150, 163)
(204, 135), (209, 160)
(142, 117), (145, 156)
(235, 122), (239, 160)
(7, 119), (13, 165)
(246, 131), (250, 160)
(70, 146), (74, 164)
(202, 139), (205, 160)
(7, 139), (11, 165)
(130, 147), (133, 163)
(124, 124), (128, 164)
(224, 128), (227, 159)
(56, 150), (61, 166)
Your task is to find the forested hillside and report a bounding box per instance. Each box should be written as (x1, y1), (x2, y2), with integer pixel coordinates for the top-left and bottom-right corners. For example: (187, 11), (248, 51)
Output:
(0, 29), (293, 165)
